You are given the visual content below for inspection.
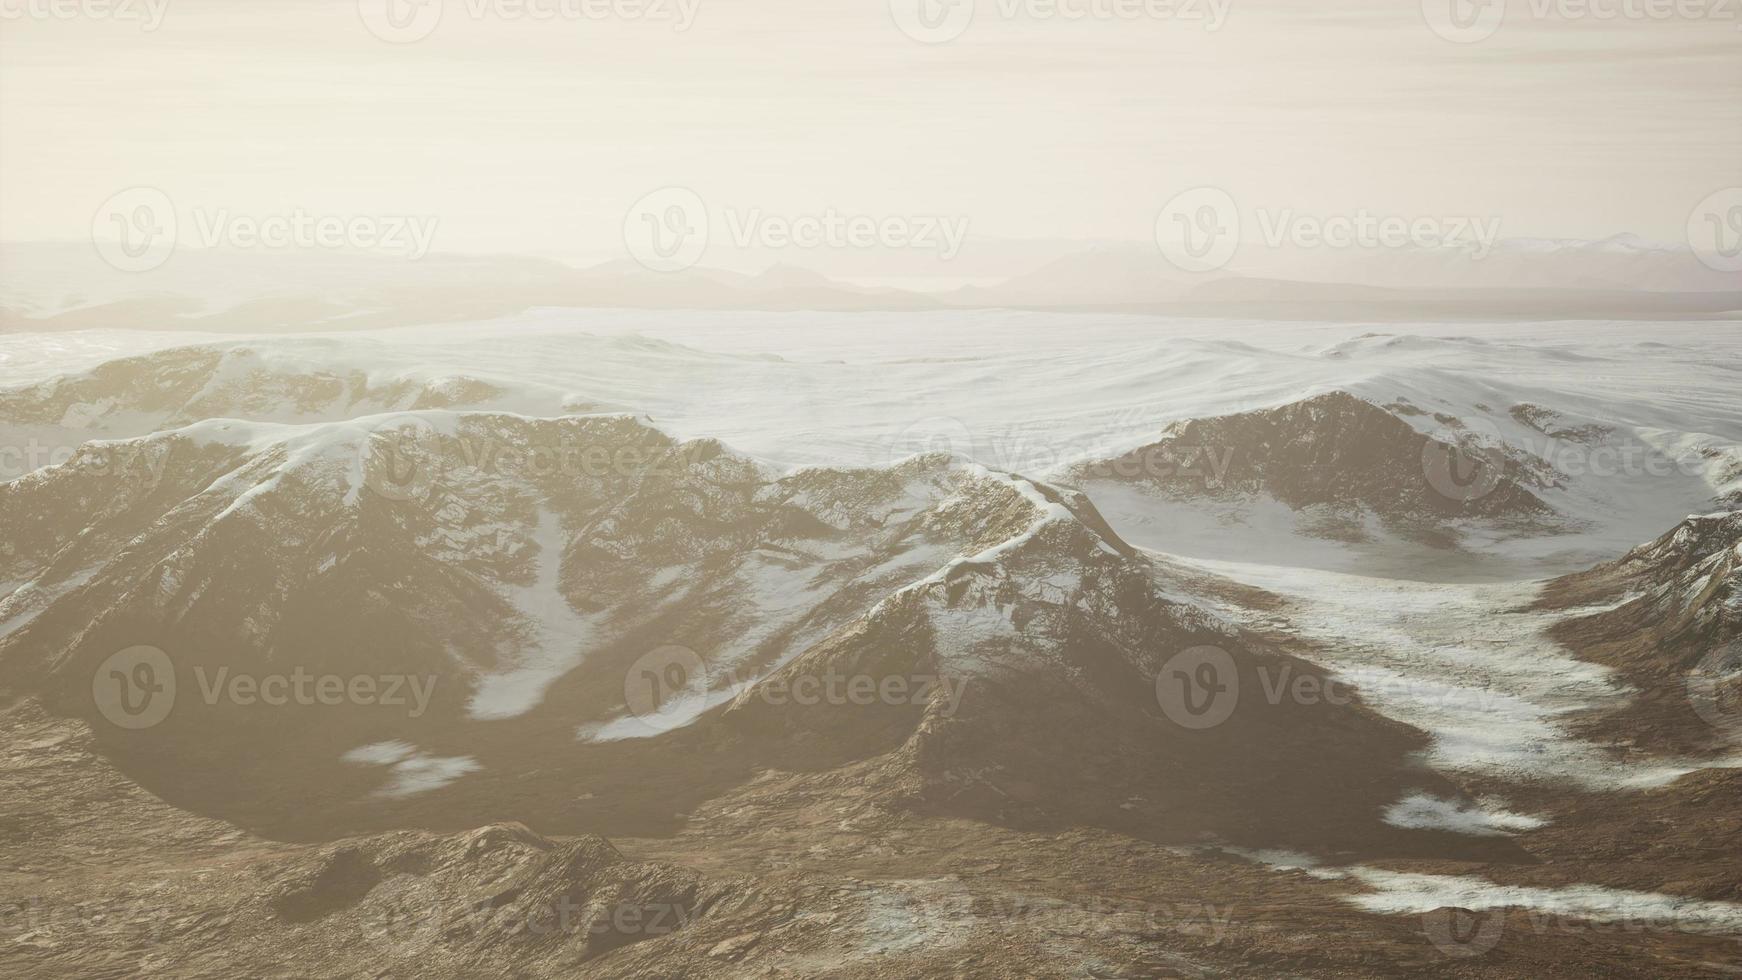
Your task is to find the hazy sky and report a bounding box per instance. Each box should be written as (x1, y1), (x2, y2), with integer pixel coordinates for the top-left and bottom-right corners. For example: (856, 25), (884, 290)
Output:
(2, 0), (1738, 273)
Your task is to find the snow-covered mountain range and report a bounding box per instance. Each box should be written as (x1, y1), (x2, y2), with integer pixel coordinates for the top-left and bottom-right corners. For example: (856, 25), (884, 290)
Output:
(3, 312), (1741, 976)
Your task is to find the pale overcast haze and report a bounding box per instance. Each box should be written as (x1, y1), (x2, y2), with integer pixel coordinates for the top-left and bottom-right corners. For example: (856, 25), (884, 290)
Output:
(8, 4), (1742, 976)
(1, 0), (1739, 276)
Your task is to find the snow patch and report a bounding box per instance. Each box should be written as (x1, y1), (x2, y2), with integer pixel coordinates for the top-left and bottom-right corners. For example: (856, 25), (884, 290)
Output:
(1344, 868), (1742, 936)
(467, 508), (600, 721)
(1179, 558), (1738, 788)
(1383, 793), (1546, 836)
(342, 740), (479, 797)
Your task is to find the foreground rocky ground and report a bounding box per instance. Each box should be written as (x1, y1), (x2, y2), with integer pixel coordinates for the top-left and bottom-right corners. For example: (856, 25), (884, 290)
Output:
(4, 689), (1739, 978)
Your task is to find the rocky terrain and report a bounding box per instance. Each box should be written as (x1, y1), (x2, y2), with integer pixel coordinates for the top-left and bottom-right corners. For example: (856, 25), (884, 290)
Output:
(0, 406), (1438, 853)
(3, 320), (1740, 977)
(1071, 391), (1554, 539)
(1536, 511), (1742, 753)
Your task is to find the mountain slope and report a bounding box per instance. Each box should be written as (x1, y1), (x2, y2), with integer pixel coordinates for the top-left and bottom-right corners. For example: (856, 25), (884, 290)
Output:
(1538, 511), (1742, 753)
(0, 411), (1453, 857)
(1066, 391), (1557, 565)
